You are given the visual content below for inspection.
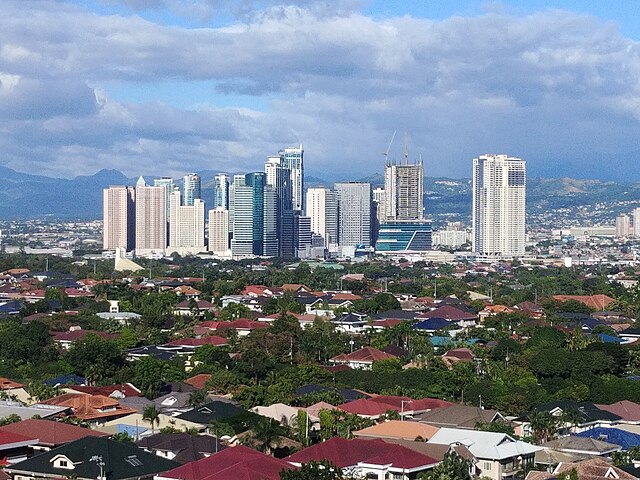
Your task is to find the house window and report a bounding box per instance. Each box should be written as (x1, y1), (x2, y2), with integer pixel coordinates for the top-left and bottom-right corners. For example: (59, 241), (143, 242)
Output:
(483, 462), (492, 471)
(59, 461), (68, 467)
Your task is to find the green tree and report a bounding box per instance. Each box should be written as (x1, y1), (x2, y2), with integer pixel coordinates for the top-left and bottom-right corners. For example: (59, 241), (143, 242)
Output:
(187, 389), (208, 408)
(142, 405), (161, 434)
(419, 452), (471, 480)
(132, 356), (166, 398)
(242, 417), (286, 454)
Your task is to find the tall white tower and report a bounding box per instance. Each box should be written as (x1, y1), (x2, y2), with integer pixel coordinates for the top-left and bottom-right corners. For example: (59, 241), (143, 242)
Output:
(168, 188), (205, 254)
(383, 162), (424, 221)
(306, 187), (338, 246)
(103, 186), (135, 251)
(135, 177), (167, 254)
(335, 182), (372, 247)
(472, 154), (526, 258)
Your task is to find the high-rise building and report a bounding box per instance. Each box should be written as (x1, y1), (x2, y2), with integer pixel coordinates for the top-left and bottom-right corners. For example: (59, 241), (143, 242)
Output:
(376, 221), (432, 252)
(230, 175), (254, 257)
(306, 187), (338, 246)
(183, 173), (201, 207)
(135, 177), (167, 253)
(616, 214), (631, 238)
(634, 208), (640, 238)
(208, 208), (230, 255)
(168, 189), (205, 254)
(335, 182), (372, 247)
(295, 214), (312, 257)
(281, 145), (304, 211)
(153, 177), (174, 218)
(103, 186), (135, 251)
(472, 154), (526, 258)
(214, 173), (230, 210)
(373, 187), (386, 225)
(383, 162), (424, 221)
(263, 186), (279, 257)
(265, 155), (293, 257)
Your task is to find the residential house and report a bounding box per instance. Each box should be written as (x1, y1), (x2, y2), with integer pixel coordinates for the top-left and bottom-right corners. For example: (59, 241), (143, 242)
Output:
(137, 433), (226, 463)
(331, 312), (368, 333)
(52, 329), (119, 350)
(552, 294), (616, 311)
(0, 400), (69, 421)
(329, 347), (399, 370)
(575, 427), (640, 450)
(428, 428), (541, 480)
(251, 403), (299, 426)
(97, 413), (205, 438)
(63, 383), (142, 399)
(415, 305), (477, 327)
(354, 420), (440, 441)
(0, 431), (39, 464)
(41, 393), (137, 424)
(478, 305), (515, 322)
(285, 437), (439, 480)
(523, 401), (622, 434)
(540, 436), (621, 457)
(155, 445), (293, 480)
(441, 347), (475, 368)
(526, 457), (638, 480)
(0, 419), (107, 453)
(5, 436), (179, 480)
(414, 405), (507, 430)
(173, 300), (215, 317)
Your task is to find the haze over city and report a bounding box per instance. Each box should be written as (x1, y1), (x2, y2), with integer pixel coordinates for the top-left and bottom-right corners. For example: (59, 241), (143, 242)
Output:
(1, 0), (640, 181)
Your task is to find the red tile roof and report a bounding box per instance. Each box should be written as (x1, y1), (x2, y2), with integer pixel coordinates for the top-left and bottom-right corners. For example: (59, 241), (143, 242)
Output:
(159, 445), (294, 480)
(167, 336), (228, 347)
(330, 347), (398, 364)
(338, 399), (393, 417)
(285, 437), (438, 470)
(52, 330), (119, 342)
(0, 378), (23, 390)
(184, 374), (211, 390)
(0, 430), (37, 448)
(215, 319), (269, 331)
(442, 348), (475, 361)
(595, 400), (640, 422)
(42, 393), (136, 421)
(368, 395), (454, 413)
(68, 383), (142, 398)
(0, 419), (107, 446)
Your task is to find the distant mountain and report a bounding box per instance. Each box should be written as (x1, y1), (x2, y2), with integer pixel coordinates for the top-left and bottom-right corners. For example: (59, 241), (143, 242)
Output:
(0, 167), (638, 219)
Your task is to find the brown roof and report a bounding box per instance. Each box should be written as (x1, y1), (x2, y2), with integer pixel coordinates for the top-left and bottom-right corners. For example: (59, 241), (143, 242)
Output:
(354, 421), (439, 441)
(595, 400), (640, 422)
(554, 457), (636, 480)
(0, 419), (107, 446)
(414, 405), (501, 429)
(330, 347), (398, 364)
(552, 295), (616, 310)
(415, 305), (477, 321)
(42, 393), (137, 421)
(0, 377), (23, 390)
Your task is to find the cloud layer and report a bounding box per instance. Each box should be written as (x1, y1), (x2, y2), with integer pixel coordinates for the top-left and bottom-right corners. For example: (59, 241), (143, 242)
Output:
(1, 1), (640, 180)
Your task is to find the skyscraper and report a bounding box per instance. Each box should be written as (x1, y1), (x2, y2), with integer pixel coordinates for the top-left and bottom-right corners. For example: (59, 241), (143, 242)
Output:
(335, 182), (372, 247)
(306, 187), (338, 246)
(634, 208), (640, 238)
(208, 208), (230, 255)
(230, 175), (254, 256)
(153, 177), (174, 218)
(265, 155), (294, 257)
(135, 177), (167, 253)
(183, 173), (201, 207)
(616, 214), (631, 238)
(383, 162), (424, 221)
(214, 173), (230, 210)
(103, 186), (135, 251)
(168, 189), (205, 254)
(281, 145), (304, 212)
(472, 154), (526, 258)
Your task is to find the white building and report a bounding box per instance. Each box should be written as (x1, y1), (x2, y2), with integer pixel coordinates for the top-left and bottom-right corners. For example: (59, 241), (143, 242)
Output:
(306, 187), (338, 246)
(214, 173), (230, 210)
(168, 189), (205, 255)
(634, 208), (640, 238)
(335, 182), (372, 247)
(135, 177), (167, 255)
(103, 186), (135, 251)
(472, 154), (526, 258)
(616, 213), (631, 238)
(208, 208), (230, 256)
(183, 173), (201, 207)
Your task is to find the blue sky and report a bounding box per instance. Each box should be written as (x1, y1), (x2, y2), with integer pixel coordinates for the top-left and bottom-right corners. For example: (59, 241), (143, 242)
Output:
(1, 0), (640, 181)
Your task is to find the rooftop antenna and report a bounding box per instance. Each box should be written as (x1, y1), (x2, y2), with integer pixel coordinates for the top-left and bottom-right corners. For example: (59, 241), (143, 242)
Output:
(383, 131), (396, 165)
(404, 131), (409, 165)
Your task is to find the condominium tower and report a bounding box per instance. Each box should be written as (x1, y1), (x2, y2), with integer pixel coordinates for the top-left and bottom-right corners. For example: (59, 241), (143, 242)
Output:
(306, 187), (338, 246)
(472, 154), (526, 257)
(135, 177), (167, 253)
(383, 161), (424, 221)
(281, 145), (304, 211)
(214, 173), (230, 210)
(183, 173), (201, 207)
(335, 182), (372, 247)
(168, 189), (205, 254)
(103, 186), (135, 251)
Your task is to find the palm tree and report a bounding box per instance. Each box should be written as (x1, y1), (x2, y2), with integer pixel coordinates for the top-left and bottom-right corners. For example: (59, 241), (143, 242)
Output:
(187, 389), (207, 408)
(142, 405), (161, 434)
(246, 418), (285, 455)
(528, 410), (558, 444)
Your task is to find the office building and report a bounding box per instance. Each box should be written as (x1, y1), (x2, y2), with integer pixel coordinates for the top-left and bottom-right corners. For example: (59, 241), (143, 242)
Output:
(168, 189), (205, 254)
(281, 145), (304, 211)
(306, 187), (338, 246)
(154, 177), (174, 218)
(383, 161), (424, 221)
(135, 177), (167, 253)
(295, 214), (312, 257)
(230, 175), (254, 256)
(472, 154), (526, 258)
(616, 214), (631, 238)
(214, 174), (230, 210)
(335, 182), (372, 247)
(373, 187), (386, 225)
(103, 186), (135, 251)
(208, 208), (230, 256)
(376, 221), (432, 252)
(265, 155), (294, 257)
(183, 173), (201, 207)
(263, 186), (279, 256)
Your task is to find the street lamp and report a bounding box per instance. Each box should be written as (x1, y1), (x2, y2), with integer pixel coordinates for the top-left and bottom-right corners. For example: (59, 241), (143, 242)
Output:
(90, 455), (105, 480)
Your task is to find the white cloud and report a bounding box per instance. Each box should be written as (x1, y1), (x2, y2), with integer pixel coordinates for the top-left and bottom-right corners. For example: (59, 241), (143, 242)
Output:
(0, 1), (639, 180)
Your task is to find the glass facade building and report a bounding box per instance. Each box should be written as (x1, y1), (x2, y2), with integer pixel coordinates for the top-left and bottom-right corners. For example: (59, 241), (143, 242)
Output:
(375, 221), (432, 252)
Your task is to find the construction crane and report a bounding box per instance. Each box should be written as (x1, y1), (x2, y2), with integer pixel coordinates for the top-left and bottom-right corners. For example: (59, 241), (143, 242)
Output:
(382, 131), (396, 164)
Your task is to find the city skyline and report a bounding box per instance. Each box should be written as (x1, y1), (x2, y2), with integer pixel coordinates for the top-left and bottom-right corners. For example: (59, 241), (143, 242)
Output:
(2, 1), (640, 182)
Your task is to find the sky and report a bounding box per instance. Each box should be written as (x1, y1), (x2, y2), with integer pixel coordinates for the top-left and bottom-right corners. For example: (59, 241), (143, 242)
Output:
(1, 1), (640, 181)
